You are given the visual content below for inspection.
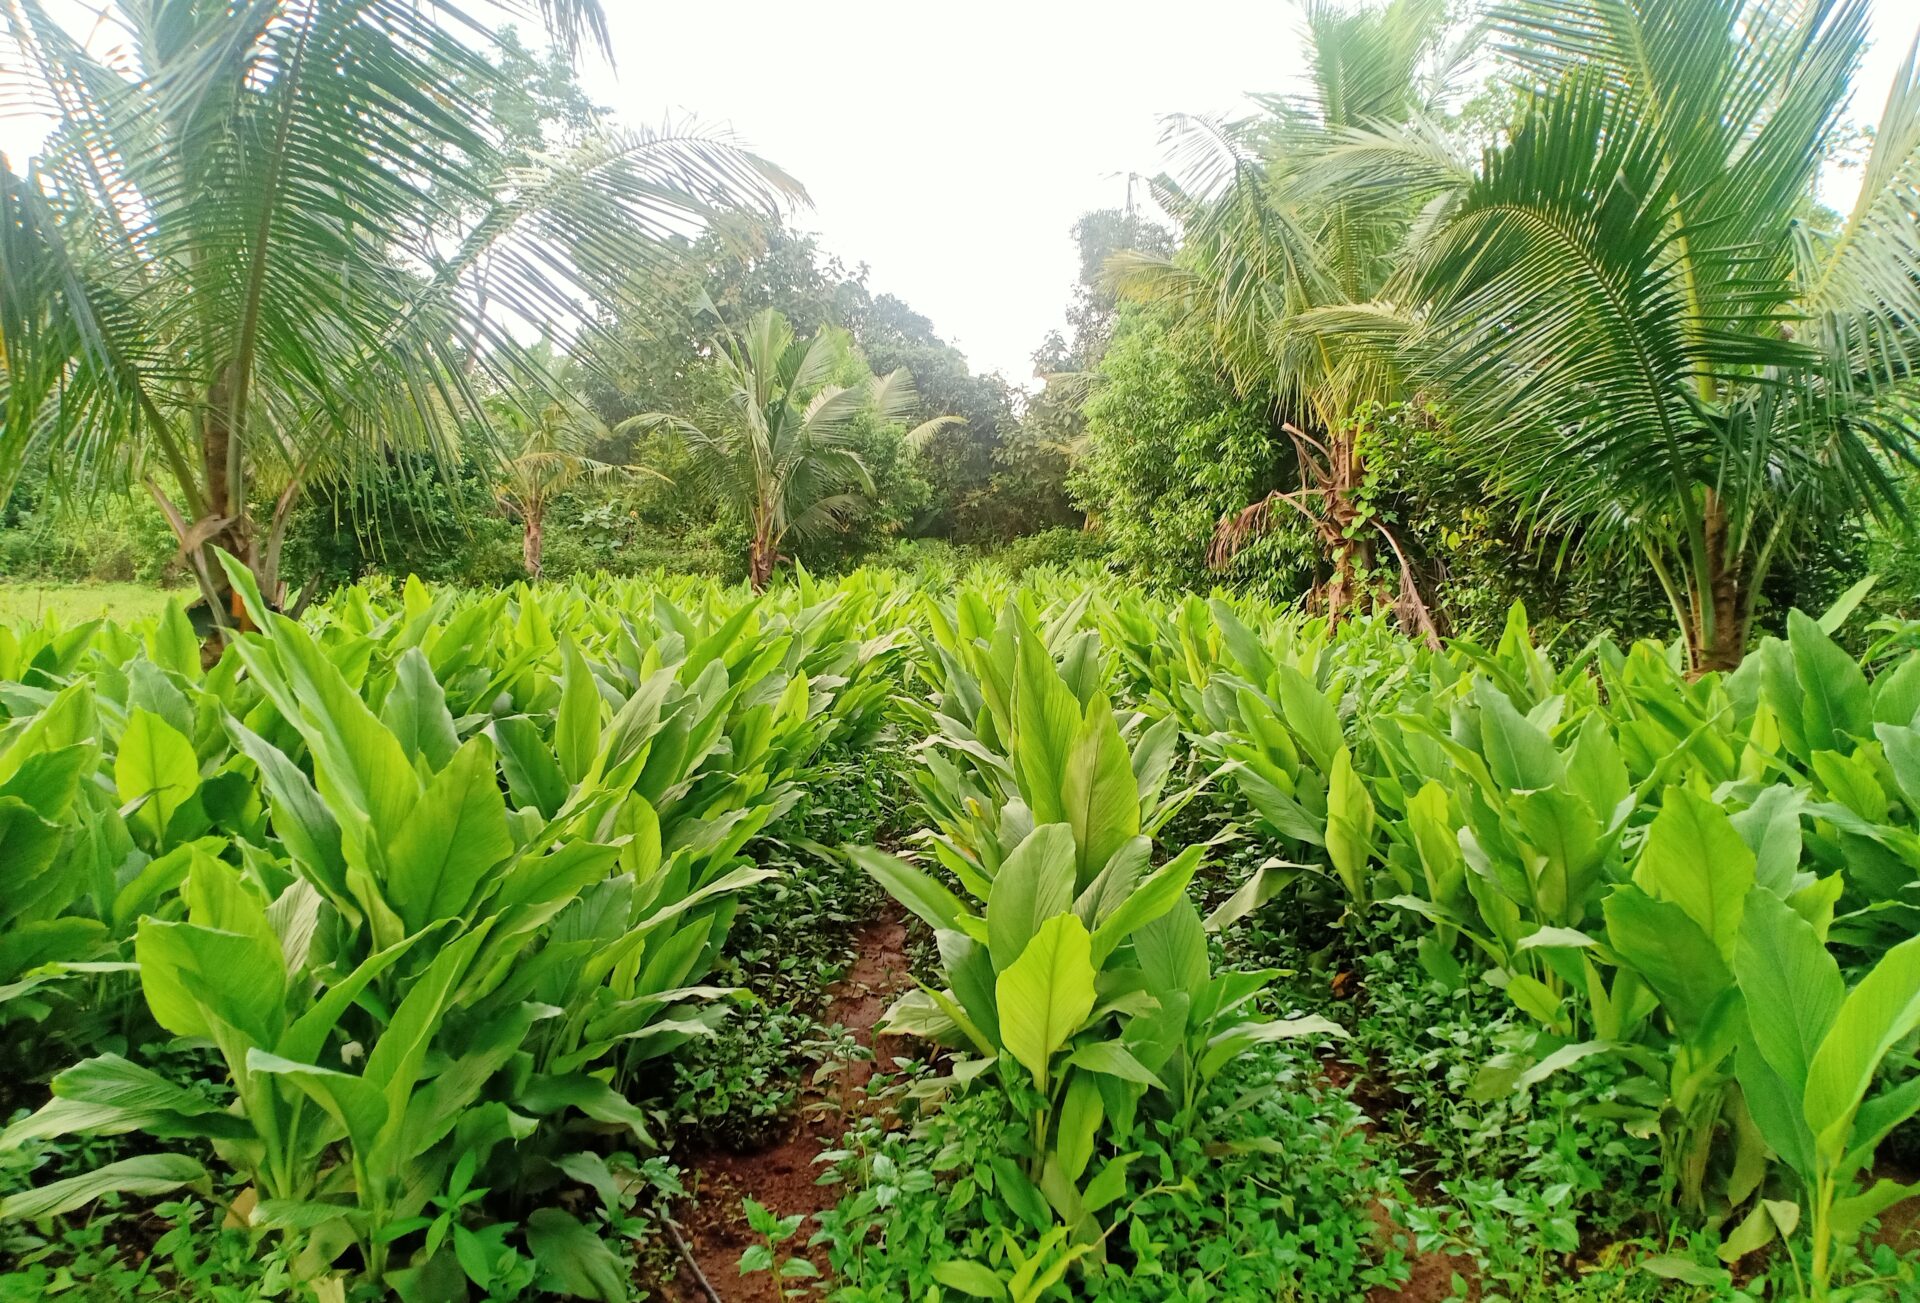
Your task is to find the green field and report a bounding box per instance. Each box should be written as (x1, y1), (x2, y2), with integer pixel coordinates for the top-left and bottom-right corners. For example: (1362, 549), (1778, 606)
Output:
(2, 569), (1917, 1301)
(0, 583), (186, 628)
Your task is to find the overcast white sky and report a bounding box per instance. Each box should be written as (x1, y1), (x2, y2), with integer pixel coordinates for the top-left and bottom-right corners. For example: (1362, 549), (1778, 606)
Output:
(585, 0), (1917, 383)
(4, 1), (1916, 384)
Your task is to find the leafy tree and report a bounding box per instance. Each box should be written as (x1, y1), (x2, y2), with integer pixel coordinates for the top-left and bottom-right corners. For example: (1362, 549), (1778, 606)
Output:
(0, 0), (797, 629)
(1351, 0), (1920, 669)
(629, 309), (953, 589)
(1113, 0), (1460, 640)
(1004, 206), (1179, 541)
(1070, 306), (1306, 590)
(847, 293), (1023, 542)
(589, 222), (1020, 544)
(1059, 204), (1176, 370)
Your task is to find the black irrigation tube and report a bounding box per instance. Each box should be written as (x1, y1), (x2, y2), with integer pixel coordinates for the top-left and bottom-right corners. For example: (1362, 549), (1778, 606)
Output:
(660, 1215), (722, 1303)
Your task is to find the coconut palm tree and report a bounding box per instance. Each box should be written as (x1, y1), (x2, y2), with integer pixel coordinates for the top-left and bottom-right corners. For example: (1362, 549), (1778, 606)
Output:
(0, 0), (799, 628)
(1341, 0), (1920, 669)
(1111, 0), (1464, 641)
(629, 308), (956, 590)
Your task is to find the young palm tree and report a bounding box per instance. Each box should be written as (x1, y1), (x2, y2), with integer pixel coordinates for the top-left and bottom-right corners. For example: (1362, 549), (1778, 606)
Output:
(1347, 0), (1920, 669)
(488, 346), (654, 578)
(629, 308), (955, 591)
(0, 0), (799, 627)
(1111, 0), (1463, 640)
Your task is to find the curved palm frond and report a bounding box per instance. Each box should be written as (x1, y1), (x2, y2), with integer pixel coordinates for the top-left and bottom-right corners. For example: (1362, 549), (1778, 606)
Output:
(0, 0), (803, 616)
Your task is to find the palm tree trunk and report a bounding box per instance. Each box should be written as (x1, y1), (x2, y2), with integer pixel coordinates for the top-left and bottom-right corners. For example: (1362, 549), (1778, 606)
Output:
(1690, 490), (1746, 673)
(191, 370), (261, 631)
(523, 505), (545, 579)
(748, 528), (777, 593)
(1322, 429), (1371, 626)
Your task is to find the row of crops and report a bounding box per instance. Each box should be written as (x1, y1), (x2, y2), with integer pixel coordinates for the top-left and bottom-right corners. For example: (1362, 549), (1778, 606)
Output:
(3, 564), (1918, 1299)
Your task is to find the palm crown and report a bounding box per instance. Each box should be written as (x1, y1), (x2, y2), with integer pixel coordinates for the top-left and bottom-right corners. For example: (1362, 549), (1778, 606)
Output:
(1363, 0), (1920, 667)
(0, 0), (800, 624)
(629, 308), (957, 590)
(1112, 0), (1461, 641)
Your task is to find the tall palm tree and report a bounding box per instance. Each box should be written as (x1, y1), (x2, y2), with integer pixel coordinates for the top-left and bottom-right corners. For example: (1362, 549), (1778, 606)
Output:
(629, 308), (956, 591)
(1344, 0), (1920, 669)
(0, 0), (800, 628)
(1111, 0), (1463, 641)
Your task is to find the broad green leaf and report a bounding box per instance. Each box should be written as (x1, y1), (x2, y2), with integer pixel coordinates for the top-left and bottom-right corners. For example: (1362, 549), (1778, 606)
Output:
(116, 708), (200, 842)
(135, 919), (285, 1044)
(1735, 891), (1843, 1102)
(1789, 610), (1870, 754)
(526, 1207), (627, 1302)
(1066, 1040), (1165, 1089)
(1829, 1178), (1920, 1245)
(224, 715), (348, 901)
(1602, 887), (1733, 1037)
(1474, 678), (1562, 790)
(1073, 836), (1151, 929)
(380, 648), (459, 771)
(1061, 697), (1139, 883)
(850, 845), (972, 934)
(1013, 630), (1081, 827)
(0, 798), (64, 931)
(1407, 781), (1464, 908)
(1876, 722), (1920, 811)
(1082, 1152), (1135, 1215)
(279, 926), (438, 1064)
(1133, 895), (1209, 1002)
(932, 1260), (1008, 1299)
(247, 1050), (387, 1161)
(939, 928), (1003, 1047)
(1633, 789), (1753, 959)
(1637, 1256), (1731, 1288)
(1511, 787), (1602, 923)
(1818, 575), (1877, 633)
(995, 913), (1097, 1092)
(1089, 844), (1204, 966)
(555, 638), (604, 784)
(1324, 748), (1376, 904)
(1205, 859), (1303, 931)
(271, 618), (419, 836)
(0, 1153), (208, 1221)
(111, 842), (203, 930)
(1273, 663), (1342, 771)
(1054, 1070), (1103, 1182)
(384, 735), (514, 930)
(1804, 932), (1920, 1161)
(1, 1054), (244, 1148)
(1730, 784), (1805, 895)
(987, 824), (1077, 972)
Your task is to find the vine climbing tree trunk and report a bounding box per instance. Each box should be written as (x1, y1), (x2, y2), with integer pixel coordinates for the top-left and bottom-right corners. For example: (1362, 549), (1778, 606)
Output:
(1210, 419), (1437, 648)
(523, 503), (546, 579)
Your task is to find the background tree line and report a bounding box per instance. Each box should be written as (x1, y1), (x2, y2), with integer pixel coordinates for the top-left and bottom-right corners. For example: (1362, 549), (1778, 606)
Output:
(8, 0), (1920, 668)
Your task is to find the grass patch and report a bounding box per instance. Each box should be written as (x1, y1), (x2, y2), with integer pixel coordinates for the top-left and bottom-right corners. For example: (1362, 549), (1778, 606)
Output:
(0, 583), (186, 628)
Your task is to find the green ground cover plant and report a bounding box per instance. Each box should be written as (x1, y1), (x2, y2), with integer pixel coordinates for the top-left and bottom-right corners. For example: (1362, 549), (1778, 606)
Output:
(1, 563), (1917, 1301)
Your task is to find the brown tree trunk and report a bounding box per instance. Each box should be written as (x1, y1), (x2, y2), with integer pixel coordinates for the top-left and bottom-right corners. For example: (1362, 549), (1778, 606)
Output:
(523, 505), (544, 579)
(1692, 491), (1746, 674)
(1321, 430), (1371, 626)
(748, 528), (777, 593)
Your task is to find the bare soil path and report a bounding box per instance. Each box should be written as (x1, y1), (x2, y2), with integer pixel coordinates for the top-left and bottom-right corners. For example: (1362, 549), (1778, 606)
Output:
(664, 904), (911, 1302)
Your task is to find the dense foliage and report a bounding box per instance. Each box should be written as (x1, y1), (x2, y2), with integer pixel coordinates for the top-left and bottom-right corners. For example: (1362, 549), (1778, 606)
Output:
(0, 563), (1916, 1300)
